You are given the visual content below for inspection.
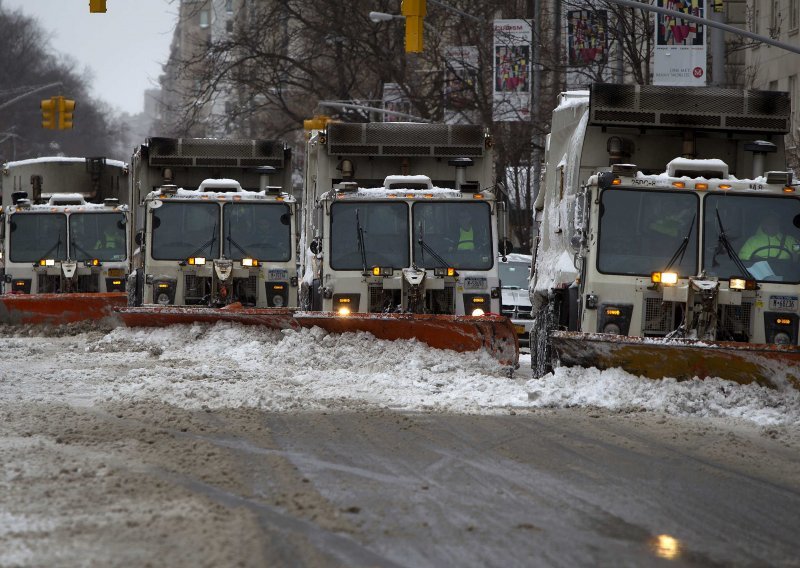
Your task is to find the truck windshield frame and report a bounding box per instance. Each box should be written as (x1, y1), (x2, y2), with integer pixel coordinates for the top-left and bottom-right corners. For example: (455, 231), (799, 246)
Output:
(9, 212), (67, 263)
(597, 188), (699, 277)
(703, 193), (800, 284)
(330, 201), (409, 270)
(69, 212), (127, 262)
(412, 201), (493, 270)
(151, 201), (220, 261)
(222, 202), (292, 262)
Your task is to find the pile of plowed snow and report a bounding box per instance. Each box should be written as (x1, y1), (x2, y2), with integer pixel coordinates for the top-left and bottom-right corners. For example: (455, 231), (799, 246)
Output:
(1, 322), (798, 427)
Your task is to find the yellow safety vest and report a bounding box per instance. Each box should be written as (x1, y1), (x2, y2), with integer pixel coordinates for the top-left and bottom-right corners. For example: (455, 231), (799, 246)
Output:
(458, 226), (474, 250)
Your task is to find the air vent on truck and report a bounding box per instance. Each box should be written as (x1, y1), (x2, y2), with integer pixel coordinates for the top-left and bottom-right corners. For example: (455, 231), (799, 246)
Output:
(589, 84), (790, 133)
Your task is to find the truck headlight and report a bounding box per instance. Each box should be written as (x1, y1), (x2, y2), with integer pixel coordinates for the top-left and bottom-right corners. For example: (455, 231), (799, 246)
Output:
(152, 279), (176, 305)
(651, 271), (678, 285)
(598, 304), (633, 336)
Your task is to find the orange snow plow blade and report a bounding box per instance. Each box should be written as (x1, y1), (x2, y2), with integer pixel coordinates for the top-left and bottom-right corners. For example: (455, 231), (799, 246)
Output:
(114, 305), (299, 330)
(0, 293), (128, 325)
(115, 306), (519, 366)
(294, 312), (519, 366)
(551, 331), (800, 389)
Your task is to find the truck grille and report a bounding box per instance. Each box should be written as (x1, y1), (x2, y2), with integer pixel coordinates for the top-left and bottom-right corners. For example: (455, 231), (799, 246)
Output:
(233, 276), (258, 306)
(76, 274), (99, 293)
(428, 285), (455, 314)
(643, 297), (676, 335)
(184, 274), (210, 304)
(719, 302), (753, 339)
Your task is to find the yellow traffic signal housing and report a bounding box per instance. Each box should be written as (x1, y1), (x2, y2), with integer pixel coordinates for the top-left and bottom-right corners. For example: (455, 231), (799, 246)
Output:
(401, 0), (426, 53)
(58, 98), (76, 130)
(89, 0), (107, 13)
(41, 98), (57, 129)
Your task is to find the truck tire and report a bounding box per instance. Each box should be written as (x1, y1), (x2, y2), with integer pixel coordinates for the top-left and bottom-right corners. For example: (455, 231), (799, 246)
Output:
(531, 301), (557, 379)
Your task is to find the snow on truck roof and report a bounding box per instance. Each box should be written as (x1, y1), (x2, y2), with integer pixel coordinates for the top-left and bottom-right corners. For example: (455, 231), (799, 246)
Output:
(4, 156), (128, 169)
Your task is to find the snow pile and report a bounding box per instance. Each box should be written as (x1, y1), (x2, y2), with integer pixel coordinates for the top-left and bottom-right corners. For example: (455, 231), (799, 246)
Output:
(1, 324), (799, 428)
(99, 324), (800, 426)
(527, 366), (800, 427)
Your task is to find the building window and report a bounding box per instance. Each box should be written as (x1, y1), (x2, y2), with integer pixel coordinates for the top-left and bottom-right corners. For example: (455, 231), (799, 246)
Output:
(225, 0), (233, 13)
(199, 9), (210, 28)
(752, 2), (760, 35)
(791, 0), (799, 32)
(226, 19), (234, 33)
(770, 0), (781, 37)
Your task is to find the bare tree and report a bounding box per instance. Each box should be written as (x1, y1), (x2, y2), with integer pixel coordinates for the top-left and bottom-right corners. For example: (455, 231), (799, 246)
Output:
(0, 5), (126, 161)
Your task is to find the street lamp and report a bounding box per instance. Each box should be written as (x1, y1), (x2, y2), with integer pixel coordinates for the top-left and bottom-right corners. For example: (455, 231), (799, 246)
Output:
(369, 11), (404, 23)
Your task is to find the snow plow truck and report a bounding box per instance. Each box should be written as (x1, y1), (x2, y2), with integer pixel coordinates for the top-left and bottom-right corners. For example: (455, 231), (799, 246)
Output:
(531, 83), (800, 388)
(0, 157), (129, 324)
(297, 122), (518, 366)
(116, 136), (300, 326)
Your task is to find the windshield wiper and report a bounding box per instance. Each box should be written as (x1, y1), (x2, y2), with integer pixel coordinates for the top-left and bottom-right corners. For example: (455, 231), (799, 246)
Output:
(417, 232), (451, 268)
(69, 238), (94, 260)
(664, 214), (696, 271)
(226, 217), (253, 259)
(713, 209), (754, 279)
(188, 221), (218, 259)
(38, 237), (63, 262)
(356, 209), (368, 276)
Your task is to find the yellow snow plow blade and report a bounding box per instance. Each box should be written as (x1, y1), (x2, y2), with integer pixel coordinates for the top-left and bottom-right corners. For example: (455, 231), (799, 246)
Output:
(550, 331), (800, 389)
(115, 306), (519, 366)
(0, 292), (128, 325)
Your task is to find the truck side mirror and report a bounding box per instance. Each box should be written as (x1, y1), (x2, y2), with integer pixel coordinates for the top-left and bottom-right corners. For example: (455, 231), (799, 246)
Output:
(309, 239), (320, 255)
(134, 231), (144, 246)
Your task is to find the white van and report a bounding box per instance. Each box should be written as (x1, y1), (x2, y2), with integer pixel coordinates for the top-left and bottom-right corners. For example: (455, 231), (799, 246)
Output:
(499, 253), (533, 347)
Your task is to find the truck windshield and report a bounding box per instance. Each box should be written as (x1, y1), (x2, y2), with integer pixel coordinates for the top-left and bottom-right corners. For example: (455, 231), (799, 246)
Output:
(152, 201), (220, 260)
(69, 212), (126, 262)
(223, 202), (292, 261)
(412, 202), (493, 270)
(597, 189), (699, 277)
(703, 194), (800, 283)
(9, 213), (67, 263)
(330, 202), (409, 270)
(499, 261), (530, 289)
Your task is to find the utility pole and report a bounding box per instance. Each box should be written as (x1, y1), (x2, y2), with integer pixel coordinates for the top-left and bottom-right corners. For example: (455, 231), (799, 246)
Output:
(531, 0), (543, 207)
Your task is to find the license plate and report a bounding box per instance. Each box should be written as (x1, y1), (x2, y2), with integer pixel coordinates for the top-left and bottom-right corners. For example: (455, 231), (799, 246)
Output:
(268, 269), (289, 281)
(514, 324), (525, 334)
(464, 277), (487, 290)
(769, 295), (797, 311)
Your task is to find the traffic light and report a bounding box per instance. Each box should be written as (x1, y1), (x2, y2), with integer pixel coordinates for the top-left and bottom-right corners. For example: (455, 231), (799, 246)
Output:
(401, 0), (426, 53)
(41, 98), (57, 129)
(58, 97), (76, 130)
(89, 0), (107, 13)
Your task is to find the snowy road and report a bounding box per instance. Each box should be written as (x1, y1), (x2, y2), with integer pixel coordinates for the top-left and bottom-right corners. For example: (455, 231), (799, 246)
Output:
(1, 323), (799, 566)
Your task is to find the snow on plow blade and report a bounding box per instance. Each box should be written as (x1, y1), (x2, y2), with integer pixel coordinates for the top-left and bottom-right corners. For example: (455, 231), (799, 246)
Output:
(115, 306), (519, 366)
(551, 331), (800, 389)
(0, 293), (128, 325)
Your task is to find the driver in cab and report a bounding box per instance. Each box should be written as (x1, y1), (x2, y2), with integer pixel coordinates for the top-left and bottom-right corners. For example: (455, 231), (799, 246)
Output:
(739, 212), (799, 261)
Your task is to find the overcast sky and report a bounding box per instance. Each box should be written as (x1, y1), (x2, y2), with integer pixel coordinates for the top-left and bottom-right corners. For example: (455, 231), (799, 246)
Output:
(2, 0), (178, 115)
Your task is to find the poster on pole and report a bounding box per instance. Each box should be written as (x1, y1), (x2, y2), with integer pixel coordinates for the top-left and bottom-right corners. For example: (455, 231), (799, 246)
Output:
(443, 46), (479, 124)
(653, 0), (707, 86)
(565, 8), (611, 89)
(493, 19), (532, 122)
